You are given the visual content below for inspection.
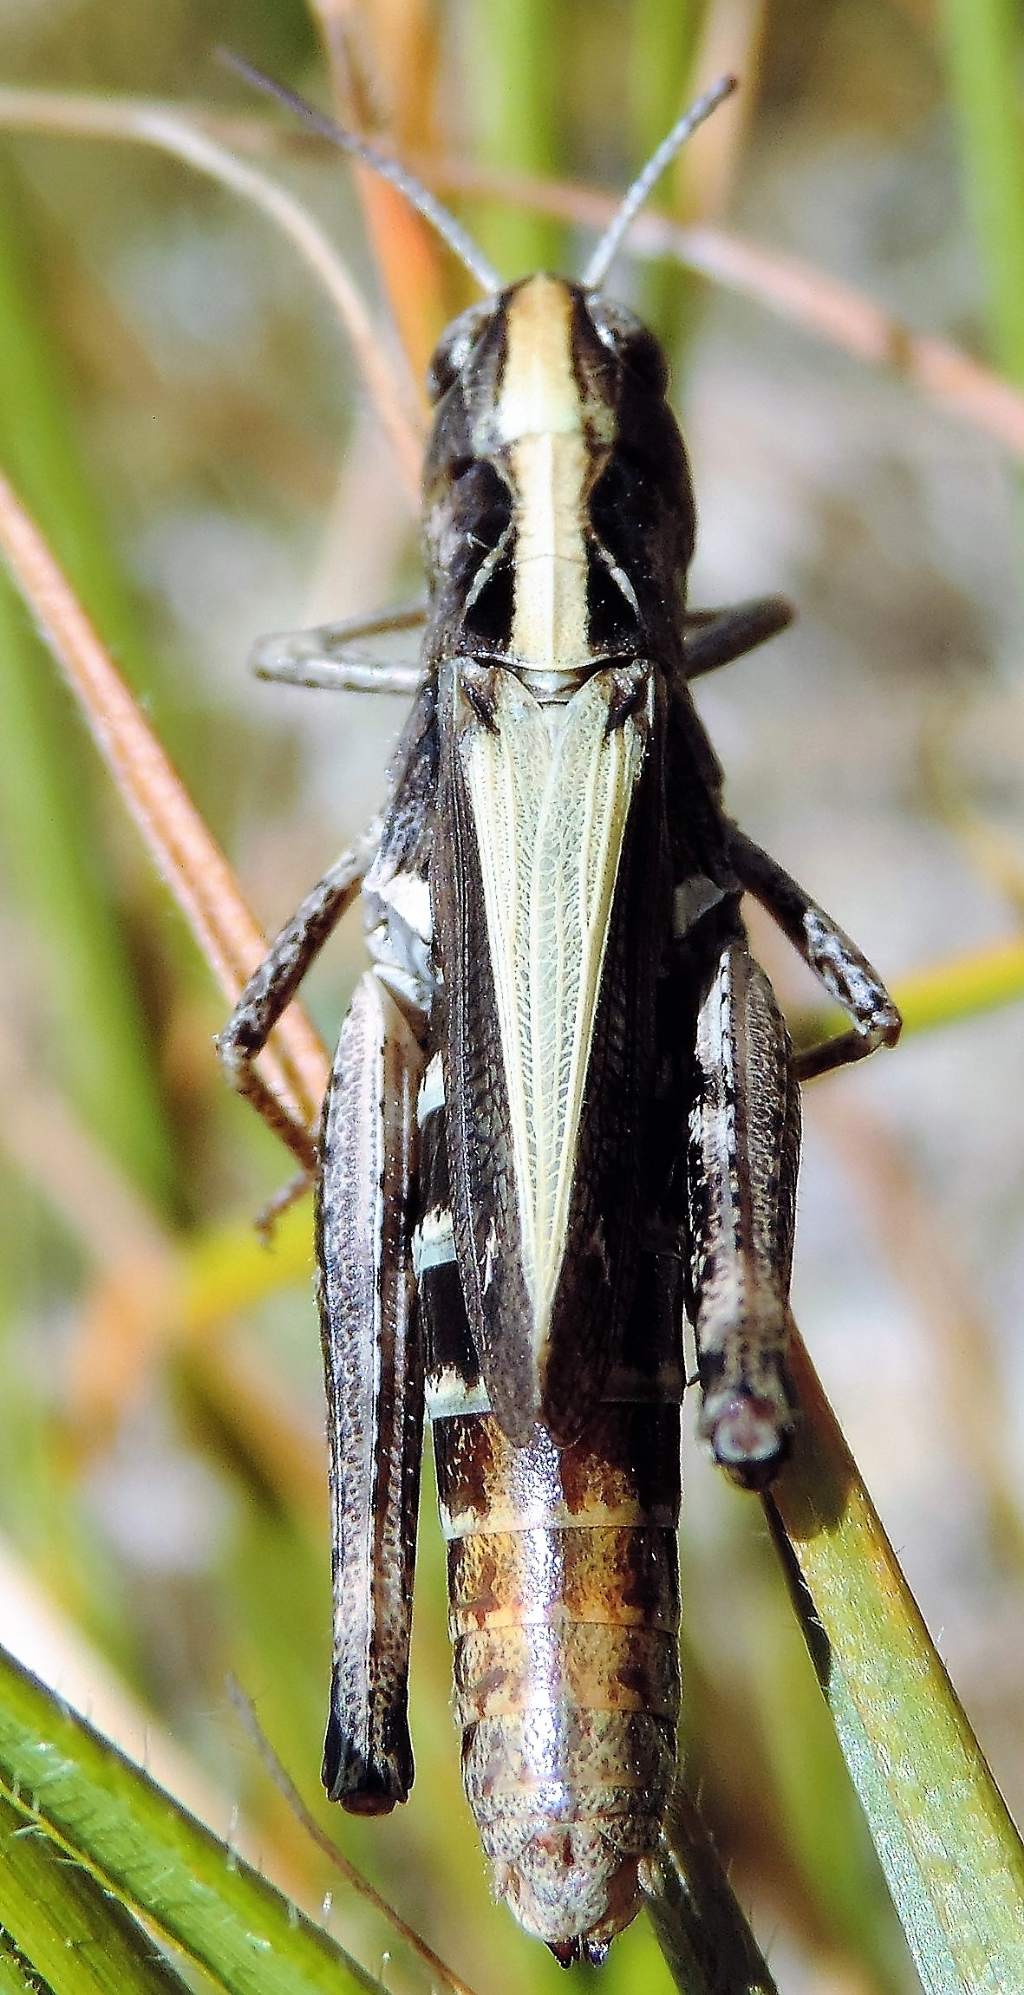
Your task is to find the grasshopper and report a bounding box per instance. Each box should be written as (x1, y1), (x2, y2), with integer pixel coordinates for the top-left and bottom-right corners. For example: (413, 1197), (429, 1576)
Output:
(217, 67), (900, 1964)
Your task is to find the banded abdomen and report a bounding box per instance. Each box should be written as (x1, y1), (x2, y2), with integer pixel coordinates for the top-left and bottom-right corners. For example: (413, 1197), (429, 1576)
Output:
(416, 1056), (683, 1963)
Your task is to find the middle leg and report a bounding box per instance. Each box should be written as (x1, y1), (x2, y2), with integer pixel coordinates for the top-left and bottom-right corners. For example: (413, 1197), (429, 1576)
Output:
(729, 826), (902, 1081)
(217, 835), (375, 1169)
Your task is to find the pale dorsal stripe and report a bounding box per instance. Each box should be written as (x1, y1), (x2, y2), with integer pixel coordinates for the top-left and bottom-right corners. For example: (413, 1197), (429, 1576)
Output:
(494, 276), (602, 672)
(460, 666), (651, 1374)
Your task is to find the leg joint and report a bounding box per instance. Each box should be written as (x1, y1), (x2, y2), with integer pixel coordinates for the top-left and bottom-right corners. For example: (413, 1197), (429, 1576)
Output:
(215, 1020), (255, 1079)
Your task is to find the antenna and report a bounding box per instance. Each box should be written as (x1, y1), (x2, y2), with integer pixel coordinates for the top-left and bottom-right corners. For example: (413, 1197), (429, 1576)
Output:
(582, 73), (738, 291)
(219, 50), (502, 297)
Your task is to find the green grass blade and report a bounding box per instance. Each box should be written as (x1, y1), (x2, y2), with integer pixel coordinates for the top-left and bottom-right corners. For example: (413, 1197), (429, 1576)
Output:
(0, 578), (174, 1213)
(770, 1340), (1024, 1994)
(749, 1601), (909, 1989)
(462, 0), (564, 279)
(0, 1644), (386, 1995)
(627, 0), (699, 341)
(887, 939), (1024, 1036)
(940, 0), (1024, 384)
(0, 1792), (190, 1995)
(0, 1928), (55, 1995)
(0, 162), (176, 1210)
(628, 0), (700, 147)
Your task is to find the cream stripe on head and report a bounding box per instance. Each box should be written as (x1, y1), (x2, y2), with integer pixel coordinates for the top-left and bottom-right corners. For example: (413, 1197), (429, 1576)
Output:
(496, 277), (587, 444)
(492, 277), (613, 674)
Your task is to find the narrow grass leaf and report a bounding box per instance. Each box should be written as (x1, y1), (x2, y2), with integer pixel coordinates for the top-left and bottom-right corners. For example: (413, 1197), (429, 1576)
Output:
(626, 0), (698, 341)
(941, 0), (1024, 386)
(747, 1584), (909, 1989)
(885, 939), (1024, 1037)
(769, 1335), (1024, 1995)
(227, 1679), (480, 1995)
(0, 168), (176, 1210)
(0, 1791), (190, 1994)
(0, 1644), (387, 1995)
(461, 0), (564, 279)
(0, 1928), (55, 1995)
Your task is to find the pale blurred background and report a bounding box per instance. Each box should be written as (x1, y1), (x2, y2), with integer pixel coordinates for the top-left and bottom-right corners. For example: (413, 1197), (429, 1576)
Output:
(0, 3), (1021, 1990)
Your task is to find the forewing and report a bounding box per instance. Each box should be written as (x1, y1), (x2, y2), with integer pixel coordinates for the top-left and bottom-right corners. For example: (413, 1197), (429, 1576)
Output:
(434, 660), (664, 1444)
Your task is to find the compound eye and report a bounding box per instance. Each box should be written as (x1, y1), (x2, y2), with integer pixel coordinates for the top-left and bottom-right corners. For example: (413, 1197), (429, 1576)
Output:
(426, 303), (491, 402)
(587, 297), (669, 394)
(620, 325), (669, 393)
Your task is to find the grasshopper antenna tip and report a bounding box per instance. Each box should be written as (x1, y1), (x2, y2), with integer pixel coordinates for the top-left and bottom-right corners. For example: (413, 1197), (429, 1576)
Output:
(216, 46), (502, 297)
(583, 73), (738, 290)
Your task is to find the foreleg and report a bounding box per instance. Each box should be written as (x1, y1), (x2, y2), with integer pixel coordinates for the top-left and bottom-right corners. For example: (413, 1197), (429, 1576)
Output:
(728, 827), (901, 1081)
(216, 838), (373, 1169)
(687, 936), (801, 1489)
(318, 970), (426, 1810)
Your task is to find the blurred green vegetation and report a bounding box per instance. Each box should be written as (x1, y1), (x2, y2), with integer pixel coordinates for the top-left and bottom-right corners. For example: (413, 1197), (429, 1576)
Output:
(0, 2), (1022, 1991)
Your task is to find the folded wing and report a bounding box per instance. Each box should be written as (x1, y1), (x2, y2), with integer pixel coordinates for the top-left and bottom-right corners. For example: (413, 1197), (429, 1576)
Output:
(435, 660), (663, 1444)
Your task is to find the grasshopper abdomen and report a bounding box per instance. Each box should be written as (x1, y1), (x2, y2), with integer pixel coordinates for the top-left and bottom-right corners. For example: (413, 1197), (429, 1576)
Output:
(425, 1188), (683, 1960)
